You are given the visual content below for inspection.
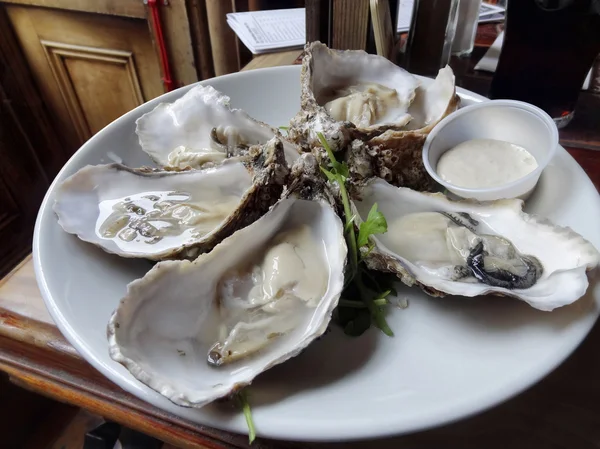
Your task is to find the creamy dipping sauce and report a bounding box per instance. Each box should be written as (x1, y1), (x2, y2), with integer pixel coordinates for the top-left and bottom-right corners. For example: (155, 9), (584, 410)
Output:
(437, 138), (538, 189)
(208, 225), (328, 366)
(324, 83), (400, 128)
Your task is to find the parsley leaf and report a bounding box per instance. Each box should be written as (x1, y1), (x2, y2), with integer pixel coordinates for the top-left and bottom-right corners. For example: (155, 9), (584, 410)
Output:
(357, 203), (388, 249)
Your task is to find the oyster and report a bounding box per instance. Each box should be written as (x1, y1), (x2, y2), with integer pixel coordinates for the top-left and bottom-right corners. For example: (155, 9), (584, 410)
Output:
(352, 178), (600, 311)
(288, 41), (420, 152)
(288, 42), (458, 191)
(53, 138), (289, 260)
(136, 84), (300, 169)
(288, 42), (457, 148)
(107, 155), (347, 407)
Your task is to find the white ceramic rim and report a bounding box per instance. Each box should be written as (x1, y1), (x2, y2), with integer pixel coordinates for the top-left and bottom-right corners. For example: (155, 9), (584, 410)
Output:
(422, 99), (559, 196)
(31, 66), (599, 442)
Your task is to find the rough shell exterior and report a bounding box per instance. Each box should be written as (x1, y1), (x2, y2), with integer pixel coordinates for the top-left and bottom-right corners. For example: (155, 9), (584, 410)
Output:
(180, 137), (291, 259)
(363, 88), (460, 191)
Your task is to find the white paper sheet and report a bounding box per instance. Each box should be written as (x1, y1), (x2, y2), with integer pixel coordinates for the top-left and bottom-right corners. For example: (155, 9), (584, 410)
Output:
(227, 8), (305, 55)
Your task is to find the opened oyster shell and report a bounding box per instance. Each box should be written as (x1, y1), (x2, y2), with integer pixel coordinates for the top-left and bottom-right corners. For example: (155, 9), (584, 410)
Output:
(107, 155), (347, 407)
(288, 41), (419, 151)
(352, 178), (600, 311)
(288, 42), (458, 191)
(288, 42), (457, 150)
(53, 137), (289, 261)
(136, 84), (300, 169)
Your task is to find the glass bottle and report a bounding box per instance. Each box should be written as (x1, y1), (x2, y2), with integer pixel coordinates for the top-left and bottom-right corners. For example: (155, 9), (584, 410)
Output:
(489, 0), (600, 128)
(452, 0), (483, 56)
(404, 0), (460, 76)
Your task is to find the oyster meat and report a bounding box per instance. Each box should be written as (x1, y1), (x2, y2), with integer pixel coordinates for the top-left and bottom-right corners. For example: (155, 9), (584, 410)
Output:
(352, 178), (600, 311)
(54, 138), (289, 260)
(107, 156), (347, 407)
(136, 84), (300, 169)
(207, 224), (329, 366)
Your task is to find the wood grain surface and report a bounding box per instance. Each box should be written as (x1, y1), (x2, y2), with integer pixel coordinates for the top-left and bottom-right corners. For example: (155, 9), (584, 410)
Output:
(1, 24), (600, 449)
(241, 50), (303, 72)
(0, 7), (66, 278)
(331, 0), (370, 50)
(205, 0), (240, 76)
(5, 4), (165, 150)
(0, 0), (146, 18)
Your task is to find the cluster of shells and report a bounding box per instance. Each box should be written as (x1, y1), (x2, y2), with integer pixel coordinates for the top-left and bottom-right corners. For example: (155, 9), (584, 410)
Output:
(54, 42), (599, 408)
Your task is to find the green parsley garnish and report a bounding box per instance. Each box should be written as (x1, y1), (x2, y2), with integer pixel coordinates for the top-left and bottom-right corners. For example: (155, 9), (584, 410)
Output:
(317, 132), (394, 337)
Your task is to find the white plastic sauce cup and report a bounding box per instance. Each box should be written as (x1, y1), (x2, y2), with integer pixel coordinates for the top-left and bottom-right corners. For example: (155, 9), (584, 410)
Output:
(422, 100), (559, 201)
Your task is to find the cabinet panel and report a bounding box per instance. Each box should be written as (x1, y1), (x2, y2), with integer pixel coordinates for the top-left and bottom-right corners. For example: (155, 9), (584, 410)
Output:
(0, 0), (200, 276)
(6, 5), (164, 153)
(0, 85), (49, 278)
(0, 184), (19, 235)
(0, 7), (62, 278)
(42, 41), (144, 139)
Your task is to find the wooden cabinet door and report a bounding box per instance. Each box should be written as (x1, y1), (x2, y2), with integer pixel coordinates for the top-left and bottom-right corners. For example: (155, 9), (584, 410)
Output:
(0, 86), (49, 278)
(3, 0), (199, 155)
(0, 8), (65, 277)
(0, 0), (201, 275)
(0, 180), (30, 278)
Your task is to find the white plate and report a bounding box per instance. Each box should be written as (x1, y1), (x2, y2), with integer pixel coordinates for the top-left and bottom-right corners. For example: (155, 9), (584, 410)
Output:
(34, 66), (600, 442)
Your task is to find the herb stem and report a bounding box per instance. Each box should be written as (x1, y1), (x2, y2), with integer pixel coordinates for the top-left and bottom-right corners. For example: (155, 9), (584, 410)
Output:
(316, 131), (395, 338)
(317, 132), (358, 279)
(339, 181), (358, 278)
(238, 390), (256, 444)
(355, 271), (394, 337)
(373, 298), (388, 306)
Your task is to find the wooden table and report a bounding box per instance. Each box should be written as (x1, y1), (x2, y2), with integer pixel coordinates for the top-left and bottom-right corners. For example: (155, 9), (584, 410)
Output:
(2, 36), (600, 449)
